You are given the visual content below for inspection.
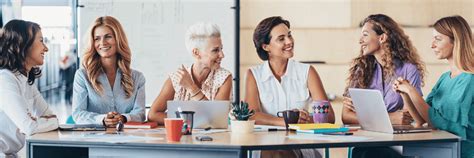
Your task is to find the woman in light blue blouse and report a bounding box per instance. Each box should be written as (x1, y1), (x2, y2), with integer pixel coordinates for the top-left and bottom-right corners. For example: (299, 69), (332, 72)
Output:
(72, 16), (146, 127)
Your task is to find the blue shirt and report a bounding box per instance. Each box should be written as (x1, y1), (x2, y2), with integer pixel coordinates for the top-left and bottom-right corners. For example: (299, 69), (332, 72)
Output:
(72, 68), (146, 124)
(427, 72), (474, 158)
(368, 60), (423, 112)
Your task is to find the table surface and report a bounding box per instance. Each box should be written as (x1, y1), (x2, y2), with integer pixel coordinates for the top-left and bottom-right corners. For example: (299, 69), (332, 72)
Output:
(27, 129), (460, 150)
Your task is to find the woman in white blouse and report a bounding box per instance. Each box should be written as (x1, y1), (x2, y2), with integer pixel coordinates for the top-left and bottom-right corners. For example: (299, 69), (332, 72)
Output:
(148, 23), (232, 125)
(245, 16), (335, 158)
(0, 20), (58, 156)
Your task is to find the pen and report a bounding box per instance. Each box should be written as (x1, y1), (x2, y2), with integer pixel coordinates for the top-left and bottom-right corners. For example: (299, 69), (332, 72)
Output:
(322, 132), (353, 135)
(268, 128), (286, 131)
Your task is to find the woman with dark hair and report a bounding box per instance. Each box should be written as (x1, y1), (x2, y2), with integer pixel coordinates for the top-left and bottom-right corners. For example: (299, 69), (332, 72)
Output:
(247, 16), (335, 127)
(394, 15), (474, 158)
(245, 16), (334, 158)
(0, 19), (58, 156)
(342, 14), (426, 126)
(72, 16), (146, 127)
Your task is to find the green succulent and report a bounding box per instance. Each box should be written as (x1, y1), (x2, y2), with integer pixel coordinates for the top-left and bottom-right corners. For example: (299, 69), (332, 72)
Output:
(231, 101), (255, 121)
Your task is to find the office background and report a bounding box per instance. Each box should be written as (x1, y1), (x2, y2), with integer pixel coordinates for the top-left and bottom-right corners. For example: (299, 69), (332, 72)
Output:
(1, 0), (473, 157)
(239, 0), (474, 126)
(1, 0), (473, 126)
(2, 0), (474, 124)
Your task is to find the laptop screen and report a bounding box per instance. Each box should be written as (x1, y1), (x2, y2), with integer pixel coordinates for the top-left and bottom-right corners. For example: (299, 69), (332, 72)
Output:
(348, 88), (395, 134)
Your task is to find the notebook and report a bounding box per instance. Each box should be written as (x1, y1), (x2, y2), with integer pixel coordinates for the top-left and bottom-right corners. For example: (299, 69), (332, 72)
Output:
(167, 101), (231, 129)
(288, 123), (341, 130)
(296, 127), (350, 134)
(59, 124), (106, 131)
(348, 88), (432, 134)
(124, 122), (158, 129)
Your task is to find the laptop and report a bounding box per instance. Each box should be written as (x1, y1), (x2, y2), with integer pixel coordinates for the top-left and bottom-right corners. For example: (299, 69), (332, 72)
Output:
(348, 88), (432, 134)
(59, 124), (106, 131)
(167, 101), (231, 129)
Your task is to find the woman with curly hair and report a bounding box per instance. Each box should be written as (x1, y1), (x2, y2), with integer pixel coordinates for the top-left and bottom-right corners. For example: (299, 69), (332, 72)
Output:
(72, 16), (146, 127)
(342, 14), (426, 126)
(394, 15), (474, 158)
(0, 19), (58, 156)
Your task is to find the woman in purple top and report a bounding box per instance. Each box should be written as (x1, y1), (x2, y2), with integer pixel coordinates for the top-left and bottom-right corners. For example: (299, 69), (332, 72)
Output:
(342, 14), (426, 125)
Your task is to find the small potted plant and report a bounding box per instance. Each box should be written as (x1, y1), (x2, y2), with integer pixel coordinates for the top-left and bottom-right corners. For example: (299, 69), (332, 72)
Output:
(230, 101), (255, 134)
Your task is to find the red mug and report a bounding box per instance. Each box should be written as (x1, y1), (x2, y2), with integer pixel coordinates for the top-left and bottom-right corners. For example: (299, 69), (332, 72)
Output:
(164, 118), (184, 142)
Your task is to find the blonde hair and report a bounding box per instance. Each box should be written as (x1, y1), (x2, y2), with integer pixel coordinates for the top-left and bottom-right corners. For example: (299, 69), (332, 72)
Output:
(434, 15), (474, 73)
(82, 16), (134, 97)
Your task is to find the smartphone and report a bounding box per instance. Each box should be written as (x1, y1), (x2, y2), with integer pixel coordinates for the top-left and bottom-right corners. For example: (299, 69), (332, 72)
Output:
(195, 135), (213, 141)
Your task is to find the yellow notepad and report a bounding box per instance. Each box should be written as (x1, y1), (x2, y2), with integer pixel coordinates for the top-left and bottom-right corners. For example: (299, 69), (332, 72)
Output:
(288, 123), (341, 130)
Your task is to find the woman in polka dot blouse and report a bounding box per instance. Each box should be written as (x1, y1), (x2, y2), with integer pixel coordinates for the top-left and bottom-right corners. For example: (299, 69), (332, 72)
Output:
(147, 22), (233, 125)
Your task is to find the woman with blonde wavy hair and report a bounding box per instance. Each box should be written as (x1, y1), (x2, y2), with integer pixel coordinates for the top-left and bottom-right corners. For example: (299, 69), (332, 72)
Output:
(394, 15), (474, 158)
(342, 14), (426, 126)
(72, 16), (146, 127)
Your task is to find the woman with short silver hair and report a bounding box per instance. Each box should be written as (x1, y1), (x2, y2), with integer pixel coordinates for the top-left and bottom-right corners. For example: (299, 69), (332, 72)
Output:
(148, 22), (232, 125)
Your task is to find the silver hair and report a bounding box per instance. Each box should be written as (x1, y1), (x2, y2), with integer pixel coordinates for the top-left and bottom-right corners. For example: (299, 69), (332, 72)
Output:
(184, 22), (221, 53)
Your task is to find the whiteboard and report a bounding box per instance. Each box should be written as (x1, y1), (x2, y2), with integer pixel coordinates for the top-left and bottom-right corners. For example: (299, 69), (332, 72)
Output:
(77, 0), (236, 104)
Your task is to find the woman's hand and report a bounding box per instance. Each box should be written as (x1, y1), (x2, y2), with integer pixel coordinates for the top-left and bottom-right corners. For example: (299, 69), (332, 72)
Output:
(393, 77), (414, 94)
(176, 65), (196, 91)
(343, 97), (356, 112)
(103, 112), (124, 127)
(388, 110), (413, 125)
(297, 109), (312, 123)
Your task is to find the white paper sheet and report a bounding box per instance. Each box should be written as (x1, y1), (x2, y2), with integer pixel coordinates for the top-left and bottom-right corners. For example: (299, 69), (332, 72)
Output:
(59, 132), (163, 143)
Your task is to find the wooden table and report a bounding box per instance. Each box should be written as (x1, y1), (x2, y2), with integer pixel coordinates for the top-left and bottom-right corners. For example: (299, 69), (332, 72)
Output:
(27, 129), (460, 158)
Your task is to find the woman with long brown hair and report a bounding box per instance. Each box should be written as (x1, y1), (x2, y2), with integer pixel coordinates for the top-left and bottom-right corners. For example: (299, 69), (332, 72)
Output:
(342, 14), (426, 126)
(394, 15), (474, 158)
(72, 16), (146, 127)
(0, 19), (58, 156)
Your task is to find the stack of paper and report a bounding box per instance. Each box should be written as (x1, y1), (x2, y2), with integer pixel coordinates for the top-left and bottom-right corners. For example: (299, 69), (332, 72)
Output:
(288, 123), (349, 134)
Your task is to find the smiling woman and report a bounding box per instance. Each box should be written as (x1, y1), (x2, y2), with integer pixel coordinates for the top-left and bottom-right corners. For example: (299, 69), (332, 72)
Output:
(93, 26), (117, 59)
(393, 15), (474, 158)
(72, 16), (146, 127)
(342, 14), (426, 126)
(0, 19), (58, 156)
(147, 22), (233, 125)
(245, 16), (335, 158)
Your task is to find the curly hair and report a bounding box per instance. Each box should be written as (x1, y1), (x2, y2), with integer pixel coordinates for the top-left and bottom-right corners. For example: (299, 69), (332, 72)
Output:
(344, 14), (426, 96)
(0, 19), (42, 85)
(253, 16), (290, 60)
(82, 16), (134, 98)
(434, 15), (474, 73)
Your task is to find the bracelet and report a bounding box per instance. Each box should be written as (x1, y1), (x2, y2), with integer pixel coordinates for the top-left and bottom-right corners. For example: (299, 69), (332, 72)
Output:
(190, 88), (201, 98)
(198, 94), (206, 101)
(193, 93), (205, 101)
